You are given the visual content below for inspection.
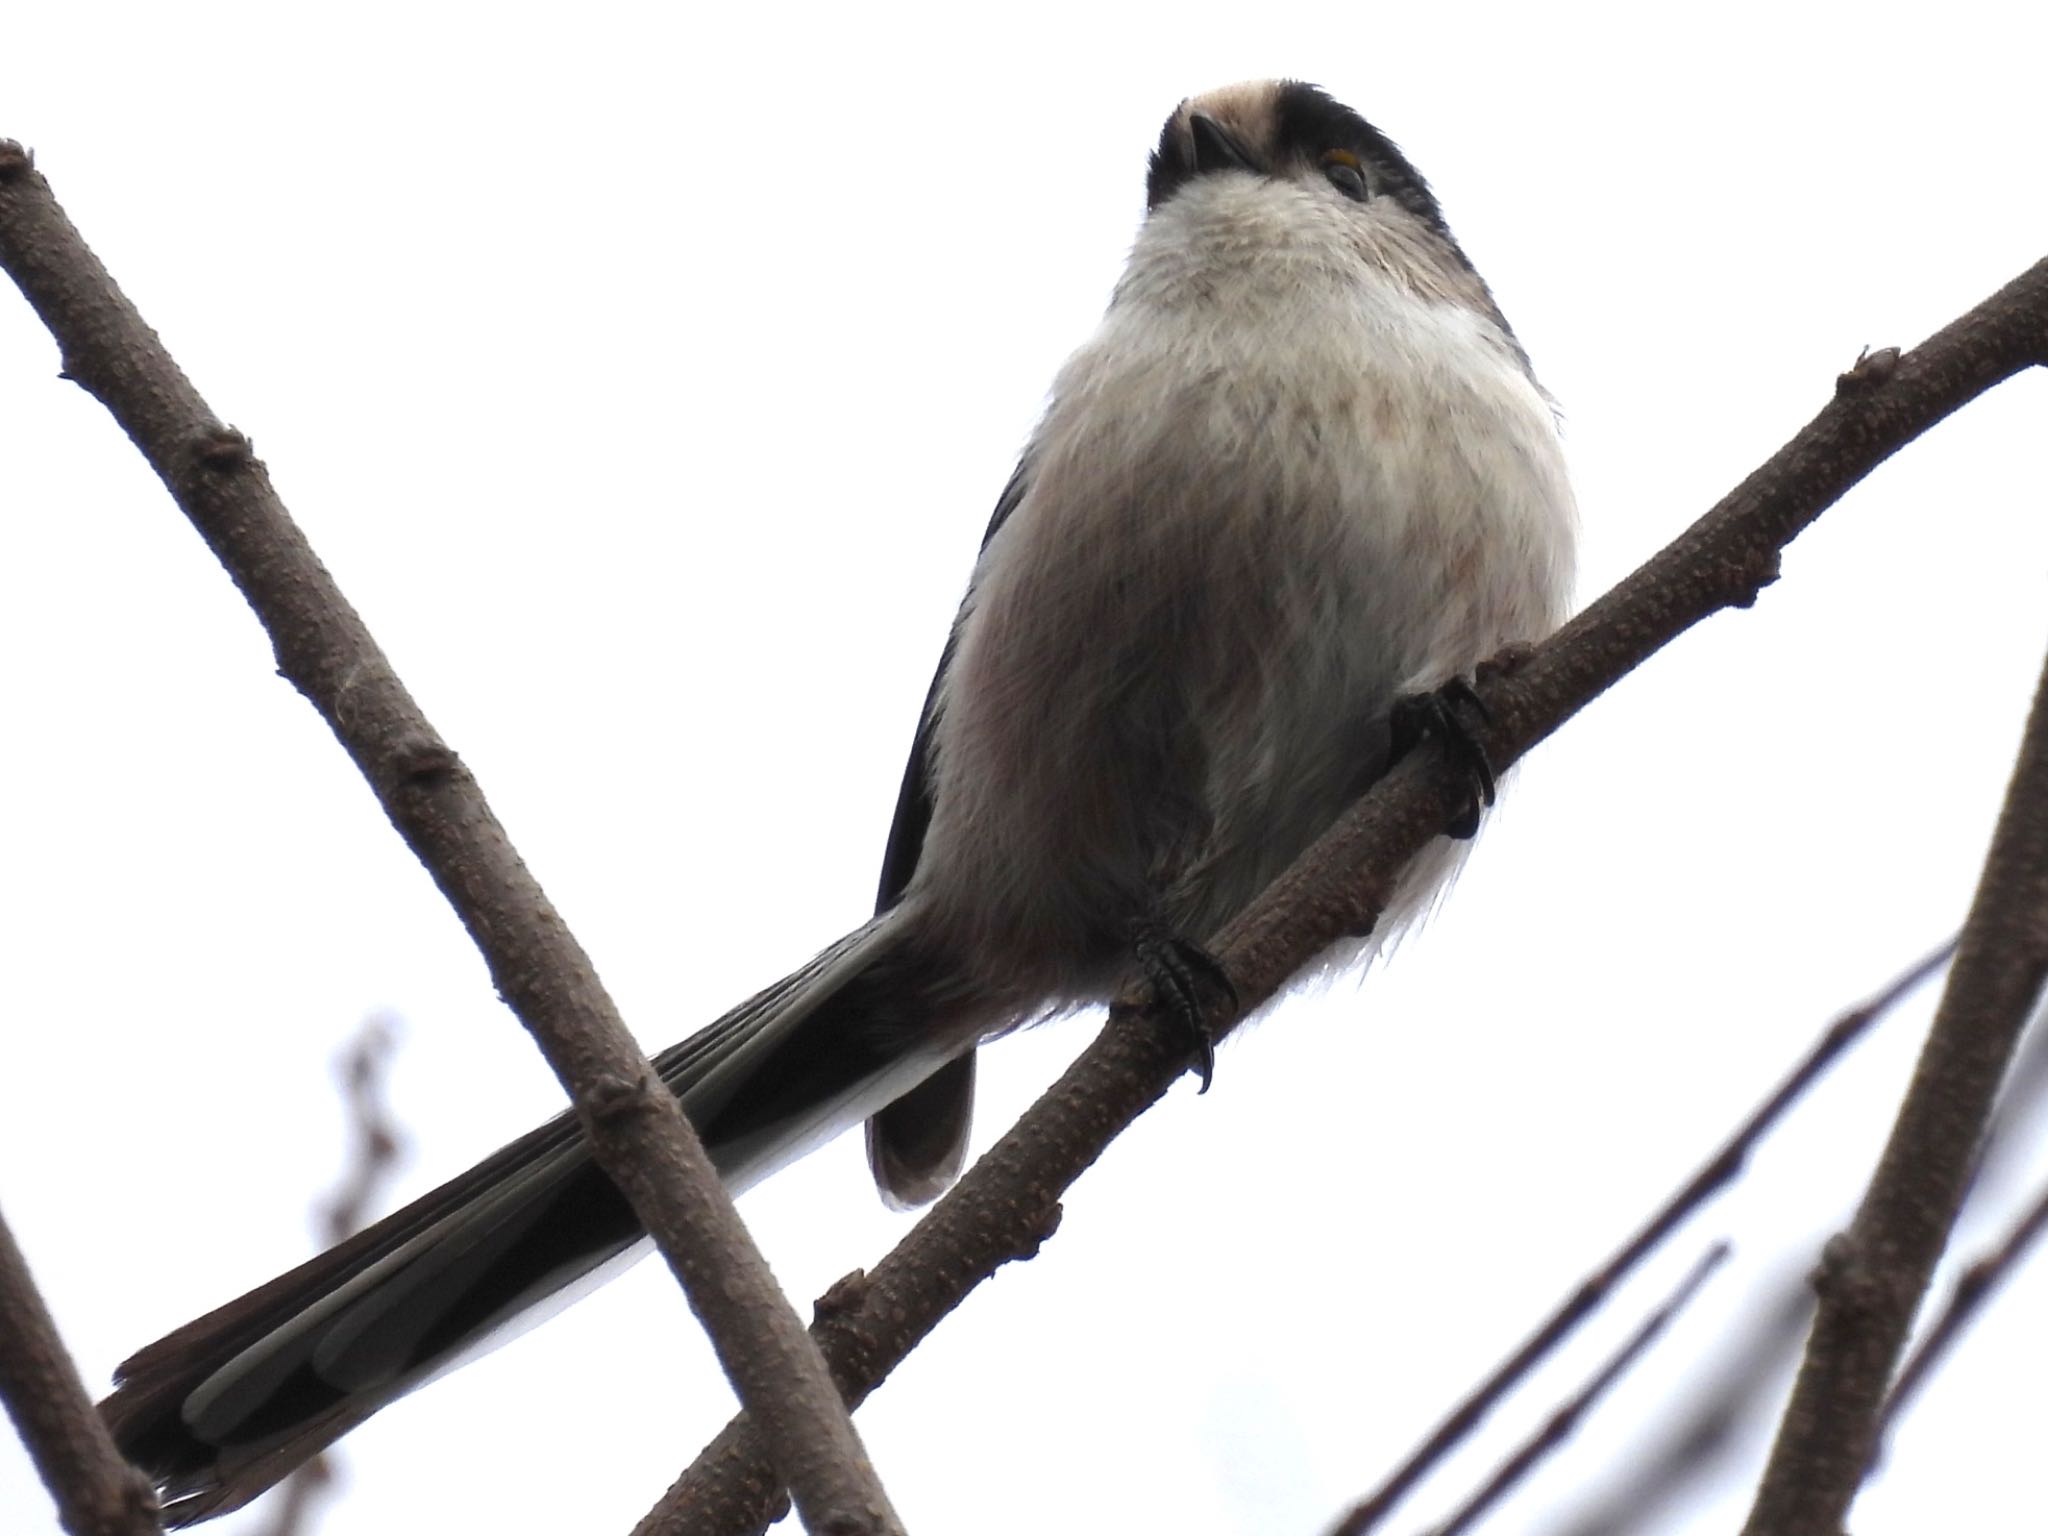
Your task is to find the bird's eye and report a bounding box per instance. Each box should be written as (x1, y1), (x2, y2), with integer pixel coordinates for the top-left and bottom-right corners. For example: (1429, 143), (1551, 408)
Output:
(1322, 150), (1369, 202)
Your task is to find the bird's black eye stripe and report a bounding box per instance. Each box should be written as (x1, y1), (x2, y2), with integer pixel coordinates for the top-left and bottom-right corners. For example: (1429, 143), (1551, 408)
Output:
(1322, 150), (1369, 202)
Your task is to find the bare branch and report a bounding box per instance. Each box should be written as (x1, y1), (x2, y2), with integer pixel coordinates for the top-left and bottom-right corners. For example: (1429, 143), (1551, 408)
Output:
(313, 1016), (409, 1250)
(250, 1017), (409, 1536)
(1742, 638), (2048, 1534)
(1875, 1173), (2048, 1456)
(244, 1460), (332, 1536)
(1964, 991), (2048, 1192)
(1327, 940), (1952, 1536)
(1417, 1244), (1731, 1536)
(0, 143), (902, 1535)
(0, 1203), (160, 1536)
(1539, 1268), (1812, 1536)
(640, 265), (2048, 1534)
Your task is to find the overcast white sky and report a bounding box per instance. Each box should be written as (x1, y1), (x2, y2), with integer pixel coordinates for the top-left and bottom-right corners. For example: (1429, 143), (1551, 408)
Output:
(5, 4), (2048, 1534)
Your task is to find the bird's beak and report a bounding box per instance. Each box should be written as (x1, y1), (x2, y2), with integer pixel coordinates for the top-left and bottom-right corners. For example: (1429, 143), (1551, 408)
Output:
(1188, 113), (1259, 176)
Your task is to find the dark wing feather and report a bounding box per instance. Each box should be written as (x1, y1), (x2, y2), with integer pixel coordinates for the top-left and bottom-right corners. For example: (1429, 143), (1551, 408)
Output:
(865, 459), (1032, 1204)
(873, 460), (1033, 912)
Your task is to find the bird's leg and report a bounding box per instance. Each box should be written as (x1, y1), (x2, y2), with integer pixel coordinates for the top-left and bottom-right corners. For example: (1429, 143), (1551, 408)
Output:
(1387, 677), (1498, 840)
(1130, 925), (1238, 1093)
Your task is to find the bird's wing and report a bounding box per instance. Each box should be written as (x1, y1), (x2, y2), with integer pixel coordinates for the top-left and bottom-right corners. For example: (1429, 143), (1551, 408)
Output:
(873, 458), (1033, 910)
(864, 458), (1033, 1204)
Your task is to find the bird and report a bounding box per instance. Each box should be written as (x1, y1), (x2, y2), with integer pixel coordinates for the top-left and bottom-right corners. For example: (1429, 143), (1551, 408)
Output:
(100, 78), (1576, 1523)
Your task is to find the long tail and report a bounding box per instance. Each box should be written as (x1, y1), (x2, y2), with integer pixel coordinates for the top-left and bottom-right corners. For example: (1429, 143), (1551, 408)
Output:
(101, 914), (968, 1525)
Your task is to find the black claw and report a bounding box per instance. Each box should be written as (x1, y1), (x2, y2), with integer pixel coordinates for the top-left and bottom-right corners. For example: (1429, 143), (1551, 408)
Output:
(1132, 930), (1237, 1092)
(1388, 679), (1497, 840)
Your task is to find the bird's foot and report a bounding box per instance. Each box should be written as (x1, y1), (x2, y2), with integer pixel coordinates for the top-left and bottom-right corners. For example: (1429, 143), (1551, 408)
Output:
(1388, 678), (1497, 840)
(1131, 928), (1237, 1093)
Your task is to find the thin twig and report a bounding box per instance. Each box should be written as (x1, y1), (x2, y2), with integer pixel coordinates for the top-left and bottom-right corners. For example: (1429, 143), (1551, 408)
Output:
(0, 1203), (160, 1536)
(1327, 940), (1951, 1536)
(314, 1016), (409, 1249)
(641, 267), (2048, 1535)
(251, 1018), (409, 1536)
(1963, 991), (2048, 1193)
(1538, 1267), (1813, 1536)
(0, 143), (903, 1536)
(1741, 636), (2048, 1536)
(1416, 1244), (1731, 1536)
(1874, 1174), (2048, 1454)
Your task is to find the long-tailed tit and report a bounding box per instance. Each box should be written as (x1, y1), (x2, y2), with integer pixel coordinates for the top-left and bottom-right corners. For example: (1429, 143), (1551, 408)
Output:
(103, 78), (1575, 1522)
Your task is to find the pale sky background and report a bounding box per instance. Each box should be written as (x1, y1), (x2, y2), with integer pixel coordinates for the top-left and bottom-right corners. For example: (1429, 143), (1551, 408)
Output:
(5, 5), (2047, 1534)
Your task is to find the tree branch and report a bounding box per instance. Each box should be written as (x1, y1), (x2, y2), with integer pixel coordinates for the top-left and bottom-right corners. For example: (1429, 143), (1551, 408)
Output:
(252, 1017), (408, 1536)
(0, 143), (902, 1536)
(1536, 1268), (1814, 1536)
(639, 264), (2048, 1533)
(0, 1204), (160, 1536)
(1741, 640), (2048, 1533)
(1875, 1171), (2048, 1457)
(1419, 1244), (1730, 1536)
(1327, 939), (1952, 1536)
